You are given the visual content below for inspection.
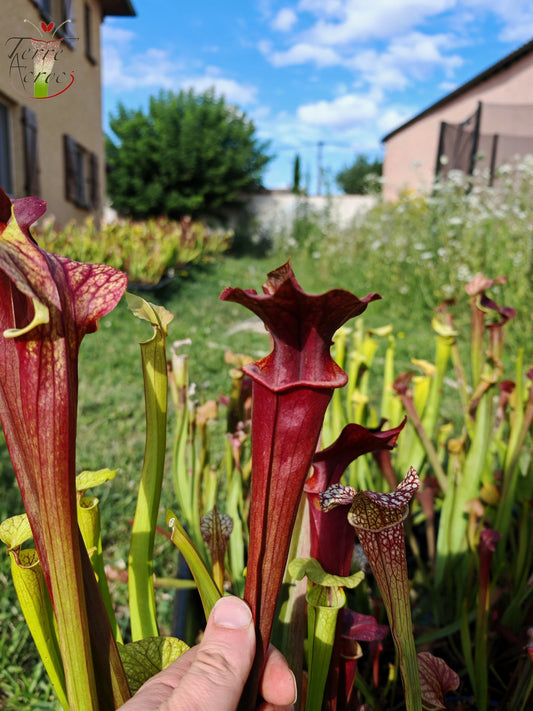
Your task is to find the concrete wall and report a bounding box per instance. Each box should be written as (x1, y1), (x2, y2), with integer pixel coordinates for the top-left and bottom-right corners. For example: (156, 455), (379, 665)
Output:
(383, 51), (533, 200)
(240, 193), (377, 234)
(1, 0), (106, 225)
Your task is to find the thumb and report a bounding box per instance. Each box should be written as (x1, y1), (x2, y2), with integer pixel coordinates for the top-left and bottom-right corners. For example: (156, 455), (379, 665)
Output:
(164, 595), (256, 711)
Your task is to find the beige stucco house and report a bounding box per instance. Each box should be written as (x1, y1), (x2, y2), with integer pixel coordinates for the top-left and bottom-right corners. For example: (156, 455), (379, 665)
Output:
(1, 0), (135, 226)
(382, 40), (533, 200)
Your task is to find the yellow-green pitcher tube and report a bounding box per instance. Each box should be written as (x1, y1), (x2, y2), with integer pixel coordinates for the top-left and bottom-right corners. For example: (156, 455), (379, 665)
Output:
(10, 549), (68, 709)
(127, 294), (173, 641)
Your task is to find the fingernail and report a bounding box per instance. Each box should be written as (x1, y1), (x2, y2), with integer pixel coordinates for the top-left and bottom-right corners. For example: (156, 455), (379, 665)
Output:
(212, 596), (253, 629)
(290, 670), (298, 705)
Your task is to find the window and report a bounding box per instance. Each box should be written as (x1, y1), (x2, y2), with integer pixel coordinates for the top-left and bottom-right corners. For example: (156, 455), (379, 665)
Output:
(84, 3), (97, 64)
(22, 106), (41, 196)
(64, 135), (99, 210)
(0, 102), (13, 196)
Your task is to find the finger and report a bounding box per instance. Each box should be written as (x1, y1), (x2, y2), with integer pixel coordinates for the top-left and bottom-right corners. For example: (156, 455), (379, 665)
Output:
(260, 645), (297, 707)
(161, 595), (256, 711)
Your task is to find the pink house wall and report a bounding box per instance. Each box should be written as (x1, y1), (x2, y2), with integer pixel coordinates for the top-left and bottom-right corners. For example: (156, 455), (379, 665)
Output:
(383, 52), (533, 200)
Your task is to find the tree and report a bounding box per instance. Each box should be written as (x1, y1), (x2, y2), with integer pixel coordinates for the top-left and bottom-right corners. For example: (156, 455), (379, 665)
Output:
(106, 88), (273, 219)
(336, 154), (383, 195)
(292, 153), (301, 194)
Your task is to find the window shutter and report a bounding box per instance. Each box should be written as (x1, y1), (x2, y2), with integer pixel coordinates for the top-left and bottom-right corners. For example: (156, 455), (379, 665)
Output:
(62, 0), (76, 48)
(21, 107), (40, 196)
(64, 134), (77, 203)
(0, 103), (13, 196)
(33, 0), (53, 20)
(89, 152), (99, 210)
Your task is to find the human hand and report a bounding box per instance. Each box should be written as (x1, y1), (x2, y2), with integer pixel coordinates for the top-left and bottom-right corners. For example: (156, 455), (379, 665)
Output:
(119, 595), (297, 711)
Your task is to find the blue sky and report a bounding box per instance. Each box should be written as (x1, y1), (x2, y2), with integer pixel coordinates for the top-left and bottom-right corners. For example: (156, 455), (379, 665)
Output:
(102, 1), (533, 193)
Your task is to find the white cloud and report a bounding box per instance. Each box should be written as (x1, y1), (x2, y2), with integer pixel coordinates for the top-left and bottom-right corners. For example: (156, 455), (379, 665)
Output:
(347, 32), (463, 90)
(257, 0), (275, 20)
(102, 28), (257, 105)
(386, 32), (463, 78)
(263, 42), (342, 67)
(261, 91), (413, 153)
(296, 0), (533, 49)
(257, 39), (272, 55)
(438, 80), (459, 93)
(102, 23), (179, 90)
(101, 23), (136, 45)
(298, 0), (345, 15)
(498, 19), (533, 43)
(301, 0), (454, 45)
(182, 75), (258, 105)
(103, 44), (180, 90)
(460, 0), (533, 43)
(271, 8), (298, 32)
(249, 104), (271, 122)
(257, 109), (317, 146)
(349, 50), (410, 90)
(260, 27), (463, 92)
(260, 1), (465, 91)
(297, 93), (380, 129)
(376, 106), (415, 134)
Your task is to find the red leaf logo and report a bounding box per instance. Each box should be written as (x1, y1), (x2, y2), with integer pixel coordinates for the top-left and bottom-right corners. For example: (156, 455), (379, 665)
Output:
(41, 22), (54, 32)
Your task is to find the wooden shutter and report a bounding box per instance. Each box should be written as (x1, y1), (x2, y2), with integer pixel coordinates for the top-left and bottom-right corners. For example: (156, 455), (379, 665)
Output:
(64, 134), (77, 203)
(89, 152), (99, 210)
(63, 0), (76, 48)
(0, 103), (13, 195)
(21, 107), (40, 196)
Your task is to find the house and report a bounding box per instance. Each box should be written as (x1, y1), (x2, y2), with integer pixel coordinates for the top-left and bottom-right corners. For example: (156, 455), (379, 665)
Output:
(1, 0), (135, 225)
(382, 39), (533, 200)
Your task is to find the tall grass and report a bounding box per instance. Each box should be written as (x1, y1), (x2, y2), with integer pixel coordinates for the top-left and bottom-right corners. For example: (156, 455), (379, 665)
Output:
(276, 160), (533, 363)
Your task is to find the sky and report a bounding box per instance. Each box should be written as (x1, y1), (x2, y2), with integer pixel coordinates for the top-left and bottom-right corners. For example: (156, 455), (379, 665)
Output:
(102, 1), (533, 194)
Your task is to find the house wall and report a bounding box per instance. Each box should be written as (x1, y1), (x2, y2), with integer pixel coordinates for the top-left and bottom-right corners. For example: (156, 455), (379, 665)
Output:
(383, 52), (533, 200)
(1, 0), (105, 226)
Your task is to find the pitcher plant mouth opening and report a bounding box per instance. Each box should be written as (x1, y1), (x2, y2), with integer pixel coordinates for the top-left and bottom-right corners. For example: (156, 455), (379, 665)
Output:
(305, 419), (406, 578)
(321, 466), (423, 711)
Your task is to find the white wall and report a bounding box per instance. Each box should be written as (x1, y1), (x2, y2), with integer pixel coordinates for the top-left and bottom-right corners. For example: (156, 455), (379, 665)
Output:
(243, 193), (377, 234)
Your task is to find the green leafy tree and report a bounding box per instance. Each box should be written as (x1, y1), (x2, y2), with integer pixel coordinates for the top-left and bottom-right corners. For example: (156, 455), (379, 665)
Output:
(336, 154), (382, 195)
(106, 89), (273, 219)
